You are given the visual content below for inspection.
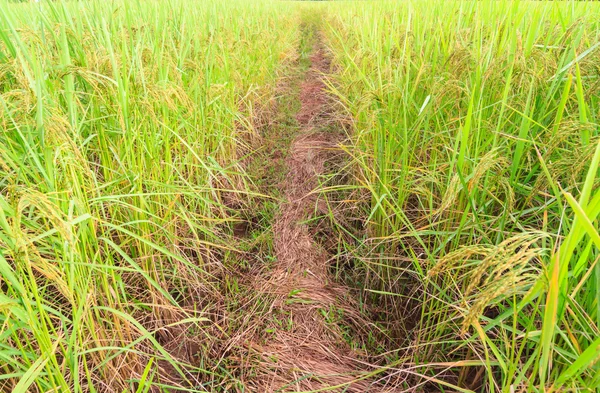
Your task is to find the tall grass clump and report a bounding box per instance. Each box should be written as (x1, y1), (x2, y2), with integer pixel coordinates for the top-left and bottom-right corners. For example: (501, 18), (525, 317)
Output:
(0, 0), (298, 391)
(325, 0), (600, 390)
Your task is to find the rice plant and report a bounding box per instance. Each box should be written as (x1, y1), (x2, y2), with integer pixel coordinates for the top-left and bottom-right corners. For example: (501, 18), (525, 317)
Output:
(324, 0), (600, 390)
(0, 0), (298, 391)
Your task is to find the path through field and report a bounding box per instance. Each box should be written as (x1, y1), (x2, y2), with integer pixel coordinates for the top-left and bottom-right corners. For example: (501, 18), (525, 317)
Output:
(244, 22), (395, 393)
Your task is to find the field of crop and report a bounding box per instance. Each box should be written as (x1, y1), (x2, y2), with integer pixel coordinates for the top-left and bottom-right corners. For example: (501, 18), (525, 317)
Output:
(1, 0), (599, 392)
(324, 1), (600, 391)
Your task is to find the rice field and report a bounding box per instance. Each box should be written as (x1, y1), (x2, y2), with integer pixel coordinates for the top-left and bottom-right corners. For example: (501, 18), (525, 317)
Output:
(0, 0), (599, 392)
(324, 1), (600, 390)
(0, 0), (298, 390)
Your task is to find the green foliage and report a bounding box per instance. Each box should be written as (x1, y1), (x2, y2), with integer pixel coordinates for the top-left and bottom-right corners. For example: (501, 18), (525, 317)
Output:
(0, 0), (298, 391)
(324, 0), (600, 390)
(2, 0), (599, 391)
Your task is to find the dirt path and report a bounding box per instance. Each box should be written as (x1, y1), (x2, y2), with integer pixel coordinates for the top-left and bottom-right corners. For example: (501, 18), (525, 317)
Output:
(244, 30), (395, 393)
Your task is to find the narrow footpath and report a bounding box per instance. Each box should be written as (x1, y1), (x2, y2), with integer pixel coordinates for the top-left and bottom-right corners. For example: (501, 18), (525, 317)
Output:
(243, 21), (397, 392)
